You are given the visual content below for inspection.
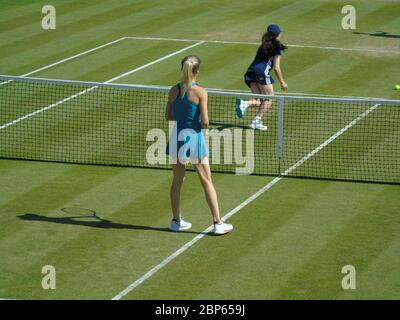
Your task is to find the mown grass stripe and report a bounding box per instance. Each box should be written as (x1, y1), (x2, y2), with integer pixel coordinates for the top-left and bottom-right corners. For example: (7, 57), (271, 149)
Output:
(0, 167), (173, 299)
(0, 1), (152, 60)
(0, 0), (96, 35)
(271, 184), (400, 299)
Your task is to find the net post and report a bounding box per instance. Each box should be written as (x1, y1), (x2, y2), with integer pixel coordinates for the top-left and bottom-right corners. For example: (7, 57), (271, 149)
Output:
(277, 96), (285, 174)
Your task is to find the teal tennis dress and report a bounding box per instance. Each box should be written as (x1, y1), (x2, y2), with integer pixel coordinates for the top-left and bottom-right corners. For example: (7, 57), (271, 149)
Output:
(166, 83), (209, 163)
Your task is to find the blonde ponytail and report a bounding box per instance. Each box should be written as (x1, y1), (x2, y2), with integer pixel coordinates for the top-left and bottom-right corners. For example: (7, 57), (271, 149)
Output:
(181, 60), (194, 97)
(180, 55), (201, 97)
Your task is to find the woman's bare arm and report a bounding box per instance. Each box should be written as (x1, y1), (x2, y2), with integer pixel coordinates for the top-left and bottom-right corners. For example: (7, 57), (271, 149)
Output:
(165, 86), (178, 120)
(273, 55), (288, 91)
(198, 88), (209, 129)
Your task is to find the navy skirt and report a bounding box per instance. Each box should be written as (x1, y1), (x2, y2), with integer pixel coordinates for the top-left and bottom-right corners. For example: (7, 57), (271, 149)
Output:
(244, 70), (274, 87)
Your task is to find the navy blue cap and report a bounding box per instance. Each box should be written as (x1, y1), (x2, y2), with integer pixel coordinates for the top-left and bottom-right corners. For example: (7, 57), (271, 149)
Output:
(267, 24), (282, 35)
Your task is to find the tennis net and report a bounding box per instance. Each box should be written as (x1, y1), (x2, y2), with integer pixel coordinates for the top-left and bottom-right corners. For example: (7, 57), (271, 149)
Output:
(1, 75), (399, 184)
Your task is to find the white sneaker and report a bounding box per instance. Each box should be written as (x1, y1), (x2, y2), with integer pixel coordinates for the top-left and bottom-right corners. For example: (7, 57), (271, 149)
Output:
(170, 218), (192, 232)
(249, 120), (268, 131)
(213, 222), (233, 235)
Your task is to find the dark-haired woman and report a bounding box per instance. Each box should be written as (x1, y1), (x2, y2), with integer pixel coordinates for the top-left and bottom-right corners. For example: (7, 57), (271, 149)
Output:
(236, 24), (288, 131)
(166, 55), (233, 235)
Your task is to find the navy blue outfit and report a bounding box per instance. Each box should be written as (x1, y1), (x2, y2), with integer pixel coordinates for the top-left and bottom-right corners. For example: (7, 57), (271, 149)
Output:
(244, 45), (284, 87)
(166, 83), (209, 163)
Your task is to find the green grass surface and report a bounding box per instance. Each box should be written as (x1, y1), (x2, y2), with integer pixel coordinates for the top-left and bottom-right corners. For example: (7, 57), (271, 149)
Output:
(0, 0), (399, 299)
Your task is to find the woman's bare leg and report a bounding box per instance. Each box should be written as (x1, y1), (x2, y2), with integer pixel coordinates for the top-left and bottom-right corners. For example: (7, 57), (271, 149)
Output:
(243, 82), (262, 107)
(255, 83), (274, 118)
(193, 158), (221, 223)
(170, 162), (186, 220)
(242, 83), (274, 118)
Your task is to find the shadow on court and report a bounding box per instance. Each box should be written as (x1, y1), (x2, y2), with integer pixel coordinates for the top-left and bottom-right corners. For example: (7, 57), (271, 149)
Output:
(17, 213), (208, 235)
(209, 121), (250, 130)
(353, 31), (400, 39)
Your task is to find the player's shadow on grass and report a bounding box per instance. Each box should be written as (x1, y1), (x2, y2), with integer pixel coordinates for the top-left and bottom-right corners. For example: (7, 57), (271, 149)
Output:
(17, 213), (209, 235)
(353, 31), (400, 39)
(209, 121), (250, 130)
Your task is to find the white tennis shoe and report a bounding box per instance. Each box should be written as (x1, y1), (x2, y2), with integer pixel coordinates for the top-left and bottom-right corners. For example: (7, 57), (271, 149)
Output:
(249, 119), (268, 131)
(170, 218), (192, 232)
(213, 221), (233, 235)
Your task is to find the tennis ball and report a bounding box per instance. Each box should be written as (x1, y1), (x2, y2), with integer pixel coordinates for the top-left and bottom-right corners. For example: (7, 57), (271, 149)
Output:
(396, 84), (400, 90)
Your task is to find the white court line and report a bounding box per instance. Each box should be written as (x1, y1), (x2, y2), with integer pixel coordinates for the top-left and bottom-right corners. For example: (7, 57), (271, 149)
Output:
(124, 36), (400, 54)
(111, 103), (381, 300)
(22, 37), (127, 77)
(105, 41), (205, 83)
(0, 37), (126, 87)
(0, 87), (97, 130)
(0, 41), (204, 131)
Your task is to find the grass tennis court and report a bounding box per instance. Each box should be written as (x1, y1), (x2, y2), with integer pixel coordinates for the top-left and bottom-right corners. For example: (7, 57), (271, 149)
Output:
(1, 0), (400, 300)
